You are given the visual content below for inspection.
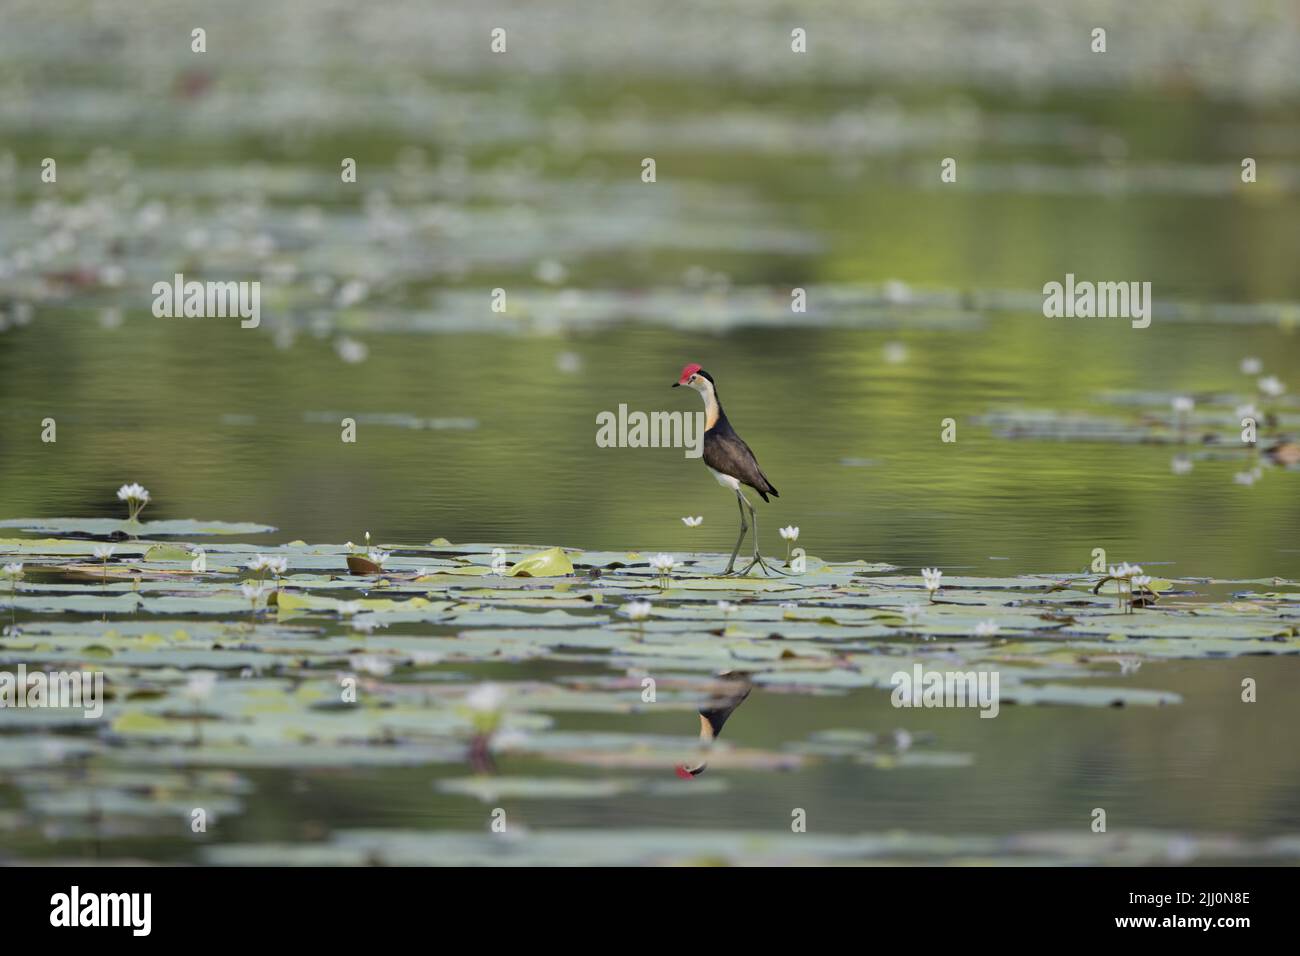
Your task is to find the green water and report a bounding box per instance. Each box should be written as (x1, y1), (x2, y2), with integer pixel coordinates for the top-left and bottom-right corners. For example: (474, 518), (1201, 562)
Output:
(2, 0), (1299, 863)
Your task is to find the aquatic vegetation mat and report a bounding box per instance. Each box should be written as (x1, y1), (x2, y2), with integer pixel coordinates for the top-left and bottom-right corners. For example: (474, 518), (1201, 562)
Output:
(3, 523), (1298, 863)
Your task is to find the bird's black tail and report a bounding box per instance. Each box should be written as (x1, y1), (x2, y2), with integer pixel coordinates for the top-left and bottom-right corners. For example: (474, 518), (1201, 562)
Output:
(757, 472), (778, 501)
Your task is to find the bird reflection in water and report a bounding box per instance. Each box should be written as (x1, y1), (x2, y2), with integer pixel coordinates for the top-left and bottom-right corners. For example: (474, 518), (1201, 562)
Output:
(675, 670), (753, 778)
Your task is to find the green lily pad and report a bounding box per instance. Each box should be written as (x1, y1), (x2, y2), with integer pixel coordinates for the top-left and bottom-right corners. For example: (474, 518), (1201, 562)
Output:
(508, 547), (575, 577)
(0, 518), (277, 536)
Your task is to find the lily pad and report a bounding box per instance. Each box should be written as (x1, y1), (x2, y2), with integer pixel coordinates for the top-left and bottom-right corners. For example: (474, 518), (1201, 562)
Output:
(508, 547), (575, 577)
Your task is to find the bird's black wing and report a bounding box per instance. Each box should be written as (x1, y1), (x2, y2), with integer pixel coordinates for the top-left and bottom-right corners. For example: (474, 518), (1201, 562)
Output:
(703, 424), (779, 501)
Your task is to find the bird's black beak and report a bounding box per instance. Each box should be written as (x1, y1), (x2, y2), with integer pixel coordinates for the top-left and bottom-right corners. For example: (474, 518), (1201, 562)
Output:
(671, 382), (681, 388)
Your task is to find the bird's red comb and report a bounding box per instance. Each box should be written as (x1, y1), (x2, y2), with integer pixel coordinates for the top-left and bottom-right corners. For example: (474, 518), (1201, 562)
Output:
(677, 363), (703, 384)
(674, 764), (695, 780)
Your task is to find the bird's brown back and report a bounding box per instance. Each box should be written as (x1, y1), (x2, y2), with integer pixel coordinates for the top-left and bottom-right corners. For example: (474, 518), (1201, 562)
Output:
(703, 420), (778, 500)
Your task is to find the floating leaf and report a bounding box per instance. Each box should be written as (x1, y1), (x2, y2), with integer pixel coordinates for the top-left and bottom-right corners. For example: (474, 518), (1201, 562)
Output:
(508, 547), (575, 577)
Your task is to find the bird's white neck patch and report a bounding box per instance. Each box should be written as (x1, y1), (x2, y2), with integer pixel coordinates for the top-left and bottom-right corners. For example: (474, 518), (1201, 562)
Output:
(690, 378), (720, 429)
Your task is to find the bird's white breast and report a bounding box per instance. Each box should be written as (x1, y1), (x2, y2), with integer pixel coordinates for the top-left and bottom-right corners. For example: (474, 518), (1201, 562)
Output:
(707, 465), (741, 491)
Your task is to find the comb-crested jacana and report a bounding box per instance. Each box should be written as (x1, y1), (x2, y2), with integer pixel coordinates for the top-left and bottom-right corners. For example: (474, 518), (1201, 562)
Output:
(673, 363), (781, 575)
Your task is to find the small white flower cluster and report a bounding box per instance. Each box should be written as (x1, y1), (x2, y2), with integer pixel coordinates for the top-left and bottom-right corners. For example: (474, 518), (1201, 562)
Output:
(349, 654), (394, 677)
(1242, 357), (1286, 396)
(465, 682), (506, 713)
(116, 482), (151, 521)
(650, 553), (675, 587)
(1108, 562), (1152, 612)
(778, 526), (799, 542)
(335, 336), (368, 364)
(183, 671), (217, 701)
(1258, 375), (1285, 398)
(351, 616), (386, 635)
(921, 567), (943, 599)
(116, 482), (149, 504)
(1109, 562), (1143, 581)
(680, 516), (703, 527)
(1235, 466), (1264, 486)
(247, 554), (288, 577)
(620, 600), (652, 622)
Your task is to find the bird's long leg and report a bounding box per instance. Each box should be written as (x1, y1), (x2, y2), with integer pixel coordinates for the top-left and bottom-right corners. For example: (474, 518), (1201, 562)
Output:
(740, 499), (786, 576)
(722, 492), (749, 575)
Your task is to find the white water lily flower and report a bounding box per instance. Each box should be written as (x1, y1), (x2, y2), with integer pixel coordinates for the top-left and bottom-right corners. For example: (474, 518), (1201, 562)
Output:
(466, 683), (507, 712)
(534, 259), (567, 285)
(116, 482), (150, 504)
(621, 600), (652, 621)
(265, 557), (288, 577)
(1170, 456), (1193, 475)
(1259, 375), (1286, 397)
(335, 336), (369, 364)
(116, 482), (151, 520)
(1171, 396), (1194, 414)
(974, 620), (1000, 637)
(350, 615), (386, 634)
(92, 545), (114, 560)
(240, 581), (268, 603)
(349, 654), (393, 676)
(555, 351), (582, 374)
(716, 601), (737, 614)
(2, 562), (23, 579)
(883, 279), (912, 305)
(681, 516), (703, 527)
(183, 671), (217, 701)
(778, 526), (800, 542)
(902, 604), (924, 625)
(921, 567), (942, 592)
(1234, 470), (1257, 486)
(1131, 575), (1152, 589)
(337, 600), (362, 616)
(1240, 357), (1262, 375)
(366, 548), (390, 569)
(246, 554), (273, 573)
(649, 554), (676, 573)
(335, 279), (369, 309)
